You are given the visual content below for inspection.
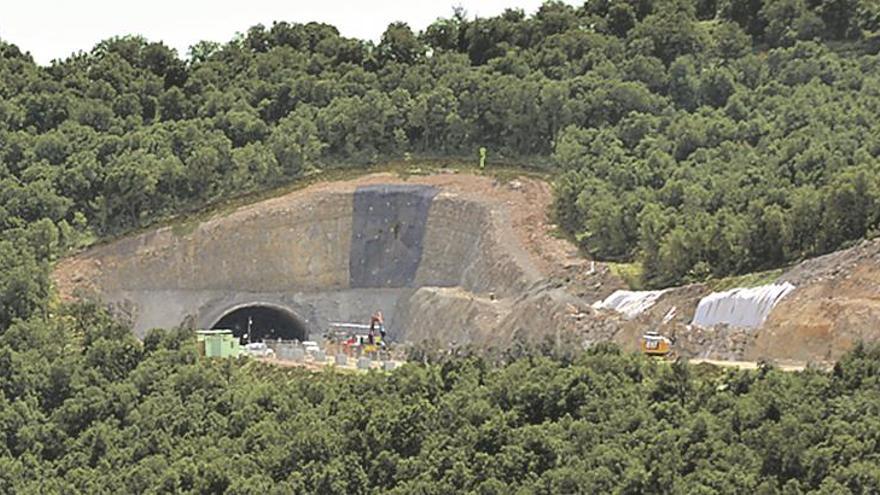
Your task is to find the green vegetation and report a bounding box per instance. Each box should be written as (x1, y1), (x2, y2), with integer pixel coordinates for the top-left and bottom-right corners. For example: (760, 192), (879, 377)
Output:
(2, 305), (879, 493)
(547, 2), (880, 288)
(607, 261), (646, 289)
(707, 267), (787, 291)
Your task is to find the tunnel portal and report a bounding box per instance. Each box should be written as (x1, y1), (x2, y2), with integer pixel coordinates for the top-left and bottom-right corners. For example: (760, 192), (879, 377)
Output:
(211, 304), (308, 342)
(53, 177), (540, 345)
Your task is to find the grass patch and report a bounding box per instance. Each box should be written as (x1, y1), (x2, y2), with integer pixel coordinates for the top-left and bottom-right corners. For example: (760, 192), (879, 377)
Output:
(605, 262), (786, 292)
(706, 268), (785, 292)
(170, 220), (200, 238)
(607, 261), (644, 290)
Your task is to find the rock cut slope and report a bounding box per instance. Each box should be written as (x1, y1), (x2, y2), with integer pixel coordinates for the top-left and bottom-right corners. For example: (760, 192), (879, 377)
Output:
(54, 172), (609, 345)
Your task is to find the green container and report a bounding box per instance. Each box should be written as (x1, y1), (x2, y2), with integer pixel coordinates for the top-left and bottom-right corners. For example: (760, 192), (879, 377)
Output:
(196, 329), (242, 358)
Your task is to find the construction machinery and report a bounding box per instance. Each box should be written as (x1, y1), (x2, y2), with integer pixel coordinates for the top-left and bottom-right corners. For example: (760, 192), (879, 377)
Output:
(326, 322), (385, 357)
(640, 331), (673, 357)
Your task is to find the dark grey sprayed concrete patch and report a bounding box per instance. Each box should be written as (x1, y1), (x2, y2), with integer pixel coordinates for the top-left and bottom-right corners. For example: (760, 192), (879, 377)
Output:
(350, 184), (438, 288)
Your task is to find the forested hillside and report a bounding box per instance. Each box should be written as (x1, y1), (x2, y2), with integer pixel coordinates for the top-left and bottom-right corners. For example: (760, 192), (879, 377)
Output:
(2, 3), (880, 491)
(0, 304), (877, 493)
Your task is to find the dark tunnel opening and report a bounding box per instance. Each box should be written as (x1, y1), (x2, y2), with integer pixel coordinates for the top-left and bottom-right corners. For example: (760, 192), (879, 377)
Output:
(211, 305), (308, 343)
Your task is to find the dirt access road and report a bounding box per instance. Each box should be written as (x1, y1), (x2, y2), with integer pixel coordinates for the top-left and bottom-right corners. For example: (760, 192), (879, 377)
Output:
(689, 358), (828, 372)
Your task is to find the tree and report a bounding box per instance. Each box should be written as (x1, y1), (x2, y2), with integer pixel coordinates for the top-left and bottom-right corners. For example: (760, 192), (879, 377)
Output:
(668, 56), (701, 110)
(608, 3), (638, 38)
(158, 87), (189, 121)
(188, 41), (221, 63)
(818, 0), (860, 39)
(712, 21), (752, 60)
(231, 142), (280, 189)
(629, 2), (709, 65)
(422, 15), (464, 52)
(377, 22), (425, 65)
(819, 167), (878, 251)
(270, 107), (325, 176)
(100, 150), (161, 229)
(761, 0), (824, 47)
(719, 0), (767, 38)
(219, 109), (269, 147)
(0, 241), (48, 329)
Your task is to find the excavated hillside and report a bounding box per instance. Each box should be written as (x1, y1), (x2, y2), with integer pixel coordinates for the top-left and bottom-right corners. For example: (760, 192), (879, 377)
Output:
(758, 238), (880, 361)
(590, 238), (880, 363)
(55, 172), (619, 346)
(54, 172), (880, 362)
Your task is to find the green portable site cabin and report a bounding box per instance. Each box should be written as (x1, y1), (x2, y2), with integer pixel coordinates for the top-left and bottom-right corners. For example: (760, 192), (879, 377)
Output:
(196, 329), (242, 358)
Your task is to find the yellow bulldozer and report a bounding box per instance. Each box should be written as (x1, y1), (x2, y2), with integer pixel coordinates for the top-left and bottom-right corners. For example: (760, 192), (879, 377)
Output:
(640, 331), (673, 357)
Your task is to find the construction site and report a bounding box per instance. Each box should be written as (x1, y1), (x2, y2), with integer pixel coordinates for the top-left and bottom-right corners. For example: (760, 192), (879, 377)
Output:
(54, 170), (880, 367)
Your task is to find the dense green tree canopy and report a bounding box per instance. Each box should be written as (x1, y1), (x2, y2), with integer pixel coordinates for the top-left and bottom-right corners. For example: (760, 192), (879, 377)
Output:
(1, 305), (879, 493)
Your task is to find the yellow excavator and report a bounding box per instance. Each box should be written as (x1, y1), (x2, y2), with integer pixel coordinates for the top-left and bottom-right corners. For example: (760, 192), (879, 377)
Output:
(640, 331), (673, 357)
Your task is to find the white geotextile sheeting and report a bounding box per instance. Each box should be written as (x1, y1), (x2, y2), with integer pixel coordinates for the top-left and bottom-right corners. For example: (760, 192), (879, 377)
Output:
(691, 282), (796, 329)
(593, 289), (668, 319)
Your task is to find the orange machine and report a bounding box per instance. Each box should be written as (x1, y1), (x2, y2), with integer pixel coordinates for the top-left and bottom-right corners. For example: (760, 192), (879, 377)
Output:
(640, 331), (672, 357)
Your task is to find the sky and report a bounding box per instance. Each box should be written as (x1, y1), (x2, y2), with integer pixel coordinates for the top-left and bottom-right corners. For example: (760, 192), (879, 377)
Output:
(0, 0), (568, 65)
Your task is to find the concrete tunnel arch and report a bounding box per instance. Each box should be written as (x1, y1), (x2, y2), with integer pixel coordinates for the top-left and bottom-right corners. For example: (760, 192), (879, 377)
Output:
(209, 302), (309, 342)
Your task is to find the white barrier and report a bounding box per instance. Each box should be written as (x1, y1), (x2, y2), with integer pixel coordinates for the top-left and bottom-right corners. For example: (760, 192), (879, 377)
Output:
(692, 282), (795, 329)
(593, 289), (668, 319)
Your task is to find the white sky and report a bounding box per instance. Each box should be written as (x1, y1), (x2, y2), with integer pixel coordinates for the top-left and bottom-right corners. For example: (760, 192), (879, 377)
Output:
(0, 0), (573, 65)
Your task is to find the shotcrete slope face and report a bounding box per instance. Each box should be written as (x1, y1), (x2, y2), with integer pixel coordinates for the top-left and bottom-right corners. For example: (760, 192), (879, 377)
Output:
(349, 185), (437, 288)
(55, 176), (544, 341)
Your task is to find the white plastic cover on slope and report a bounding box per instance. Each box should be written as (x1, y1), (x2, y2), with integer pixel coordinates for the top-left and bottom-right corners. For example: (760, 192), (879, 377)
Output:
(691, 282), (796, 329)
(593, 289), (668, 319)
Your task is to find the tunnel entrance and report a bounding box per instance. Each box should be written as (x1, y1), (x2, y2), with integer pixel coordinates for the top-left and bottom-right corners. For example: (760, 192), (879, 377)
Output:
(211, 305), (307, 343)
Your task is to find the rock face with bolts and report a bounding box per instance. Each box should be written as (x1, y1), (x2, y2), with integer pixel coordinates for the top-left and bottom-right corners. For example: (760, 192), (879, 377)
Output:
(349, 184), (438, 288)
